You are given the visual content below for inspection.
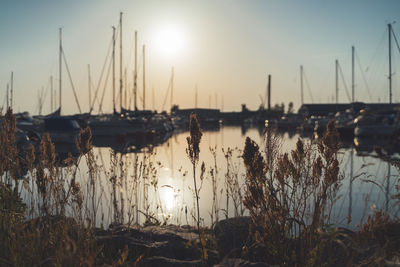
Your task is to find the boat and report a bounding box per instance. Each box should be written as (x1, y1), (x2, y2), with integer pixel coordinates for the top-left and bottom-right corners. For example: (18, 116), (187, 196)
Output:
(354, 113), (397, 138)
(276, 115), (302, 130)
(334, 110), (356, 140)
(313, 117), (332, 138)
(42, 116), (81, 144)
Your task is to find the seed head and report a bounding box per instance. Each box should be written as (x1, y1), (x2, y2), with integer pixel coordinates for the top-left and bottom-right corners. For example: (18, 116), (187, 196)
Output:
(186, 113), (202, 164)
(76, 127), (92, 155)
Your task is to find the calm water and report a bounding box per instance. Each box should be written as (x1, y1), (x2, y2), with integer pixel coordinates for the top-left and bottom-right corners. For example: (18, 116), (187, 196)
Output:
(75, 126), (399, 228)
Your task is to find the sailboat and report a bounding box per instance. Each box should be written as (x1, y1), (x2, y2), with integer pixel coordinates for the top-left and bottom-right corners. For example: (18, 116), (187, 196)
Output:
(88, 13), (173, 151)
(32, 28), (84, 151)
(353, 23), (400, 150)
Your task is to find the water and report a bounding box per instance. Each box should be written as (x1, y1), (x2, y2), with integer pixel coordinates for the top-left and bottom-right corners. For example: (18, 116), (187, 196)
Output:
(78, 126), (399, 228)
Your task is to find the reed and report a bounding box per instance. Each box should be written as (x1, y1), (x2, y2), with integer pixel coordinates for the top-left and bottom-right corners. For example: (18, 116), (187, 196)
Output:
(186, 113), (208, 262)
(1, 108), (399, 265)
(242, 122), (344, 265)
(208, 145), (220, 226)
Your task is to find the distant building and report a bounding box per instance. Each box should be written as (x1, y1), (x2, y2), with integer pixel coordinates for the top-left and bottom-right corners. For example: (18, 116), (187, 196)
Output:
(173, 108), (220, 121)
(298, 102), (400, 117)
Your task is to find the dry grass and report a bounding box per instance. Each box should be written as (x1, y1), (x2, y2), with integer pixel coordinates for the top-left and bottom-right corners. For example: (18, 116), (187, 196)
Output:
(1, 109), (399, 266)
(242, 122), (346, 265)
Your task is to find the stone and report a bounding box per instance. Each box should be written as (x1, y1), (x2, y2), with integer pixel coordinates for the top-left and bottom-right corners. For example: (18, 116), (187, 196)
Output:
(96, 224), (219, 265)
(139, 256), (202, 266)
(214, 217), (252, 257)
(214, 258), (270, 267)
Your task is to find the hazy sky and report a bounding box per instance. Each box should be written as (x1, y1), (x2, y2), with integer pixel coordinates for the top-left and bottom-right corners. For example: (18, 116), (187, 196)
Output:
(1, 0), (400, 115)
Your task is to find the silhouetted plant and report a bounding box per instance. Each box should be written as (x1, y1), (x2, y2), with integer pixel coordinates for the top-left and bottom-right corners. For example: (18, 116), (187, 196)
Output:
(223, 147), (245, 218)
(209, 146), (220, 225)
(186, 113), (207, 262)
(243, 121), (343, 265)
(0, 109), (103, 265)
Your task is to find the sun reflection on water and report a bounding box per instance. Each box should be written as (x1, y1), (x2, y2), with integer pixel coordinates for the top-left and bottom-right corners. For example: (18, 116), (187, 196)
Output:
(158, 168), (182, 216)
(160, 184), (175, 211)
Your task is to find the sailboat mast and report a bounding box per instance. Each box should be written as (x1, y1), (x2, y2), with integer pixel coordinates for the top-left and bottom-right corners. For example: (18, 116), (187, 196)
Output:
(112, 26), (116, 113)
(195, 84), (198, 108)
(134, 31), (137, 110)
(267, 74), (271, 111)
(50, 75), (53, 112)
(300, 65), (304, 105)
(124, 68), (127, 108)
(6, 83), (9, 110)
(119, 12), (123, 111)
(152, 86), (155, 111)
(88, 64), (91, 112)
(170, 67), (174, 110)
(59, 28), (62, 114)
(10, 72), (13, 110)
(39, 86), (44, 115)
(335, 59), (338, 104)
(388, 23), (392, 104)
(351, 46), (355, 102)
(143, 44), (146, 110)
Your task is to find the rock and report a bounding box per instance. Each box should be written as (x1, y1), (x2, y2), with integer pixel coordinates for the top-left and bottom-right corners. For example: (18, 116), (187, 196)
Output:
(215, 258), (270, 267)
(96, 224), (218, 265)
(139, 256), (202, 266)
(317, 227), (357, 266)
(214, 217), (252, 257)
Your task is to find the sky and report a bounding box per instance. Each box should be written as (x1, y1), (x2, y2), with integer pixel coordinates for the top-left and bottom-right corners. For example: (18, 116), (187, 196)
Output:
(1, 0), (400, 115)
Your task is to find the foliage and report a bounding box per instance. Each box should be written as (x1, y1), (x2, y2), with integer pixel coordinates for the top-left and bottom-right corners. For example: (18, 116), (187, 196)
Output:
(242, 122), (343, 265)
(0, 108), (105, 266)
(186, 113), (207, 263)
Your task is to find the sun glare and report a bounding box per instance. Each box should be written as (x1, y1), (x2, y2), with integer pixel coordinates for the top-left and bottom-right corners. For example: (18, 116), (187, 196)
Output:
(155, 24), (186, 59)
(160, 185), (175, 211)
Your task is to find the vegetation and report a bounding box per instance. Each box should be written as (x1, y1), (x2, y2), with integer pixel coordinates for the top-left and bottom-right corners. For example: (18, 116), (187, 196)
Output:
(186, 113), (207, 262)
(0, 108), (98, 266)
(242, 122), (400, 265)
(242, 122), (343, 265)
(0, 109), (399, 266)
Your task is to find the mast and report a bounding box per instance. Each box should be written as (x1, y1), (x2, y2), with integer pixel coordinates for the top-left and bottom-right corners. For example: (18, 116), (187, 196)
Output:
(88, 64), (91, 113)
(134, 31), (137, 110)
(352, 46), (355, 102)
(195, 84), (198, 108)
(124, 68), (127, 108)
(143, 44), (146, 110)
(54, 87), (57, 111)
(10, 72), (13, 109)
(112, 26), (116, 113)
(39, 86), (44, 115)
(388, 23), (392, 104)
(6, 83), (9, 110)
(119, 12), (123, 111)
(50, 75), (53, 112)
(170, 67), (174, 109)
(267, 74), (271, 111)
(335, 59), (338, 104)
(59, 28), (62, 114)
(152, 86), (155, 111)
(300, 65), (304, 105)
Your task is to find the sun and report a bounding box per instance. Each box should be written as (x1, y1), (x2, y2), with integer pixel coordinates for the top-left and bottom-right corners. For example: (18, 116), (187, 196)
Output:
(155, 24), (186, 59)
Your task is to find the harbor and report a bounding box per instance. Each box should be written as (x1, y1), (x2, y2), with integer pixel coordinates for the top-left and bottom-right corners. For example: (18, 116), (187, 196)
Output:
(1, 2), (400, 266)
